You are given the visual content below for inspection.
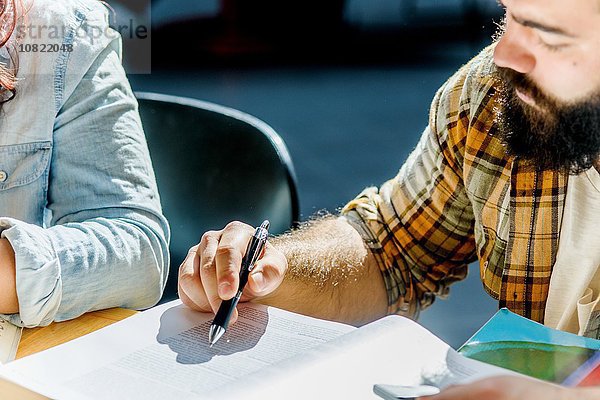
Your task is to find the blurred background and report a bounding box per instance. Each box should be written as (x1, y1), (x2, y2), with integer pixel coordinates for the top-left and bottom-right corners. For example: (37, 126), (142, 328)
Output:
(118, 0), (504, 348)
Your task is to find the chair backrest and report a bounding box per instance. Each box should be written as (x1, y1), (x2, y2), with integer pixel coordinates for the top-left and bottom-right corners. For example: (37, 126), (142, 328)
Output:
(135, 92), (300, 302)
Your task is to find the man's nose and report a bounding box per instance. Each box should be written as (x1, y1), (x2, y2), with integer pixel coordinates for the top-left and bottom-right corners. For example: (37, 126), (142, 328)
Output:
(493, 31), (536, 74)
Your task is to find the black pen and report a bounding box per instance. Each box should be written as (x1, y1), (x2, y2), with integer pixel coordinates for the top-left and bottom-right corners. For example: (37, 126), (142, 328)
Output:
(208, 220), (270, 346)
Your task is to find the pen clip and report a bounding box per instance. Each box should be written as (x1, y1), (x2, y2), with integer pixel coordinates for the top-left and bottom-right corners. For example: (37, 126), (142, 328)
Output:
(244, 220), (270, 273)
(256, 220), (270, 241)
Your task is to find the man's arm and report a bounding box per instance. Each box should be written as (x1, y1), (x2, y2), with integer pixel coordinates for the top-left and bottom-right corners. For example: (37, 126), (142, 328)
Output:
(178, 50), (493, 326)
(425, 376), (600, 400)
(0, 238), (18, 313)
(257, 217), (388, 326)
(178, 216), (388, 327)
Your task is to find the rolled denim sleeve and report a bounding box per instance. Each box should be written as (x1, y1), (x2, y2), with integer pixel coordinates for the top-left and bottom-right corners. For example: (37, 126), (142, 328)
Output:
(0, 4), (169, 327)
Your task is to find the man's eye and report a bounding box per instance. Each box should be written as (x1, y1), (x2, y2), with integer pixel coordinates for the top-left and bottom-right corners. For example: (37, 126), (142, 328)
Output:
(538, 38), (569, 52)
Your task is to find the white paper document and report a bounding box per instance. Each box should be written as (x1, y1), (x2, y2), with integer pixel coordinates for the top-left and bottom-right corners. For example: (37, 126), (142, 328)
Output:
(0, 318), (21, 364)
(0, 300), (517, 399)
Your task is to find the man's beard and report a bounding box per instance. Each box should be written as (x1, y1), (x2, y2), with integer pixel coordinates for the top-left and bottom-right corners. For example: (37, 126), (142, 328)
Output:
(494, 66), (600, 174)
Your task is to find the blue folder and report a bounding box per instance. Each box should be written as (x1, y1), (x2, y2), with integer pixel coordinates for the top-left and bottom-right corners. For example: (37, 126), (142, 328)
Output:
(458, 308), (600, 383)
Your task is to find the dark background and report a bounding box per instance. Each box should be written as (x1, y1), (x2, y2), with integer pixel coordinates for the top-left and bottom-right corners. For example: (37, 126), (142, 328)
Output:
(123, 0), (504, 348)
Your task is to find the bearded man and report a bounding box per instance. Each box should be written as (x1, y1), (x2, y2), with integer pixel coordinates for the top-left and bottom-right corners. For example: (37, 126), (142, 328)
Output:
(179, 0), (600, 398)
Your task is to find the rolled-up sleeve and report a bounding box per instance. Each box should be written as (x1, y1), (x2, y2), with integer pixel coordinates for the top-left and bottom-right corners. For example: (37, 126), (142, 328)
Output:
(0, 4), (169, 327)
(341, 66), (479, 318)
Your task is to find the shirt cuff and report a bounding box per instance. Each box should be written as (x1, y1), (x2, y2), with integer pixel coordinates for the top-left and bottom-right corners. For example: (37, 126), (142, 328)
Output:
(0, 218), (62, 327)
(341, 190), (421, 318)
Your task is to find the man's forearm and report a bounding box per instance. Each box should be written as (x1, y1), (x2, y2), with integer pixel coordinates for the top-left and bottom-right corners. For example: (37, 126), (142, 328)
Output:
(0, 238), (18, 313)
(575, 387), (600, 400)
(255, 216), (388, 326)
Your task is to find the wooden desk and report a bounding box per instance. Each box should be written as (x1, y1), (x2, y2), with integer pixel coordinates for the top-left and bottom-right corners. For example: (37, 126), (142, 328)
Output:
(0, 308), (138, 399)
(17, 308), (138, 359)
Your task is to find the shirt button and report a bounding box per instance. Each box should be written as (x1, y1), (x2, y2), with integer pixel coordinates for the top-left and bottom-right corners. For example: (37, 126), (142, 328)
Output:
(0, 171), (7, 182)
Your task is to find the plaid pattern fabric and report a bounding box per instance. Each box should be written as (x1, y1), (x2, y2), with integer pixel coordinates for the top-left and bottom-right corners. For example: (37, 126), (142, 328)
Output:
(584, 311), (600, 339)
(342, 45), (567, 323)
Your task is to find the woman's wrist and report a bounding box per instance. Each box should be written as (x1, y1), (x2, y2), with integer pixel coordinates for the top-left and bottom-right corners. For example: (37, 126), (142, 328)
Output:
(0, 238), (18, 313)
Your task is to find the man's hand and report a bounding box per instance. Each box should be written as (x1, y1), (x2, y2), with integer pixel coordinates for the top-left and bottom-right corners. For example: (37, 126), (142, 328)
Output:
(179, 217), (387, 326)
(424, 376), (600, 400)
(178, 221), (288, 324)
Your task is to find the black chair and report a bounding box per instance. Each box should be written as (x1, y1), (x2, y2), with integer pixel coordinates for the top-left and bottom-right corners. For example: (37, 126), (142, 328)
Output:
(135, 92), (300, 302)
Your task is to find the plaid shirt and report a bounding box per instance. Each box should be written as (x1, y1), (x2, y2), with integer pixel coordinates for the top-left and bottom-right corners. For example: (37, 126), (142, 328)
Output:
(342, 45), (567, 323)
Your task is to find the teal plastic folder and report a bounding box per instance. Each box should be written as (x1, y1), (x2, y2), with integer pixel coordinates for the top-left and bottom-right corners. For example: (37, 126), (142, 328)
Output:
(458, 308), (600, 383)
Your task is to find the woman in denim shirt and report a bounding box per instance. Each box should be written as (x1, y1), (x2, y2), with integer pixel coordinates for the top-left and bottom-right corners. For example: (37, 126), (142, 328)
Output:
(0, 0), (169, 327)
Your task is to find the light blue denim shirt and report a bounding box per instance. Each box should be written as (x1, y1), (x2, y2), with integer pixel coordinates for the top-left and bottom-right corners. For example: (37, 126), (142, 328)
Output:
(0, 0), (169, 327)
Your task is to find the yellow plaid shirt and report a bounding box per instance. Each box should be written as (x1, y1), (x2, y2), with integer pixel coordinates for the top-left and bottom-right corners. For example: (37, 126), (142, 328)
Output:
(342, 45), (567, 324)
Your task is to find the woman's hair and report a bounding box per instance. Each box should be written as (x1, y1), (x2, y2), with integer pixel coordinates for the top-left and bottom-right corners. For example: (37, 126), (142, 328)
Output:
(0, 0), (19, 103)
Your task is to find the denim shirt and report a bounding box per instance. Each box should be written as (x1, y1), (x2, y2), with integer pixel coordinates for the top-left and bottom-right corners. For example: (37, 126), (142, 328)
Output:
(0, 0), (169, 327)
